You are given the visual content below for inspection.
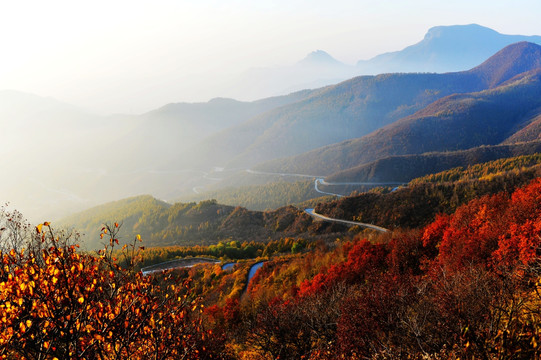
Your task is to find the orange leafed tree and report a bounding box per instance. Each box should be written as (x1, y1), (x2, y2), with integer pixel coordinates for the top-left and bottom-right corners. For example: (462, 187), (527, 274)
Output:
(0, 219), (227, 360)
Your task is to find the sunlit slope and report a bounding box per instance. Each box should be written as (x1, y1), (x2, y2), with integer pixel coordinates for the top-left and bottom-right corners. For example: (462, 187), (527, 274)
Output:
(189, 42), (541, 171)
(59, 196), (315, 250)
(256, 43), (541, 176)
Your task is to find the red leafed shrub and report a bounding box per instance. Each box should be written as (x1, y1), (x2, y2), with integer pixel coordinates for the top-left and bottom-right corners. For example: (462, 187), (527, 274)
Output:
(298, 239), (387, 297)
(421, 213), (450, 255)
(385, 229), (424, 275)
(494, 178), (541, 266)
(437, 193), (510, 271)
(336, 274), (417, 358)
(422, 178), (541, 272)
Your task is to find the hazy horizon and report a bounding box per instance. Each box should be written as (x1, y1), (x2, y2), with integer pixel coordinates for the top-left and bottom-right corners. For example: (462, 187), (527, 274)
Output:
(2, 0), (541, 115)
(3, 0), (541, 223)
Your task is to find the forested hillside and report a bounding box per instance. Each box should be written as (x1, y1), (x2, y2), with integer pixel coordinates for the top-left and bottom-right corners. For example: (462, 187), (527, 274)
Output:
(315, 154), (541, 230)
(60, 197), (322, 250)
(410, 153), (541, 184)
(61, 153), (541, 254)
(189, 42), (541, 173)
(7, 41), (541, 223)
(227, 177), (541, 358)
(260, 67), (541, 175)
(7, 143), (541, 360)
(4, 11), (541, 359)
(16, 173), (540, 359)
(325, 141), (541, 183)
(504, 113), (541, 143)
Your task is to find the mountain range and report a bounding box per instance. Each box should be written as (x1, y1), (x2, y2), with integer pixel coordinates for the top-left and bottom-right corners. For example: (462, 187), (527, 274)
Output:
(190, 41), (541, 174)
(357, 24), (541, 74)
(255, 42), (541, 177)
(4, 25), (541, 221)
(221, 24), (541, 101)
(0, 89), (315, 220)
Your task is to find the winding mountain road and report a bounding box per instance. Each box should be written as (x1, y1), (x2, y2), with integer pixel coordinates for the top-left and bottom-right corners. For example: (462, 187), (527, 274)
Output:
(245, 169), (404, 197)
(188, 167), (395, 232)
(313, 178), (344, 197)
(141, 257), (220, 276)
(304, 208), (390, 233)
(314, 178), (405, 197)
(192, 167), (404, 196)
(245, 169), (324, 178)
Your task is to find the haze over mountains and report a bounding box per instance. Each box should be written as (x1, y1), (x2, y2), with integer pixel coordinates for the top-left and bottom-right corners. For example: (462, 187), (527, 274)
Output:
(0, 89), (315, 220)
(5, 2), (541, 355)
(223, 24), (541, 100)
(357, 24), (541, 74)
(256, 42), (541, 176)
(3, 24), (541, 222)
(191, 41), (541, 172)
(223, 50), (355, 101)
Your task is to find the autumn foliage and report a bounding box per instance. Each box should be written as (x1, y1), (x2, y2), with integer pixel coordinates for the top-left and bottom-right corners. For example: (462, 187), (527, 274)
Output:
(225, 178), (541, 358)
(0, 220), (227, 359)
(429, 178), (541, 270)
(1, 176), (541, 359)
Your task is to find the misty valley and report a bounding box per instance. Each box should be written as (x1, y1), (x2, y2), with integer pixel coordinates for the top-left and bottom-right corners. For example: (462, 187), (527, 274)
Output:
(2, 24), (541, 359)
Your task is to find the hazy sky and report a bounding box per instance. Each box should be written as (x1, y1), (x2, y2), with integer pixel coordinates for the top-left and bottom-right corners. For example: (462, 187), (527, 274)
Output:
(1, 0), (540, 114)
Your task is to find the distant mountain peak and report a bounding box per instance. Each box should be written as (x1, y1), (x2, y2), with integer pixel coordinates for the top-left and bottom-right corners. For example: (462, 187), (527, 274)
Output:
(358, 24), (541, 74)
(423, 24), (499, 41)
(298, 50), (343, 66)
(207, 97), (239, 104)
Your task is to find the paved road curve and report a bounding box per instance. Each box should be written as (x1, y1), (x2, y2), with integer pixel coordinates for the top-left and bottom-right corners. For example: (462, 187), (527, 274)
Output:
(141, 257), (220, 276)
(313, 179), (344, 197)
(304, 208), (390, 233)
(245, 169), (324, 178)
(314, 178), (405, 197)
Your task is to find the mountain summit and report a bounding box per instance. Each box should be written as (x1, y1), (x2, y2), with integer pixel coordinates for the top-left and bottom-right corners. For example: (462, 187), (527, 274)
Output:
(358, 24), (541, 73)
(297, 50), (345, 67)
(219, 24), (541, 102)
